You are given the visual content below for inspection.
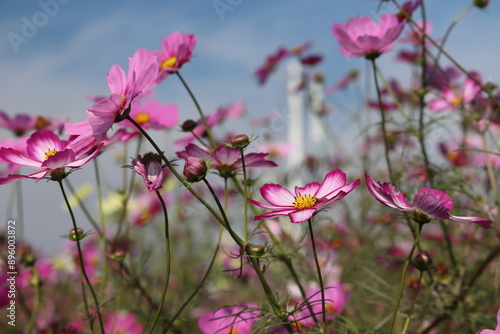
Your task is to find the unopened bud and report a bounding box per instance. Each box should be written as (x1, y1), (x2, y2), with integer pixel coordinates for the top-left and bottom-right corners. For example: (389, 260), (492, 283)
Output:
(69, 228), (85, 241)
(413, 251), (433, 271)
(229, 134), (250, 149)
(110, 249), (126, 262)
(181, 119), (197, 132)
(183, 156), (208, 182)
(474, 0), (489, 8)
(248, 244), (266, 256)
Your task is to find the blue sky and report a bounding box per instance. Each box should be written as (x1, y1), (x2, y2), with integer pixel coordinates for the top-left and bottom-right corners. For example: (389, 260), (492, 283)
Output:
(1, 0), (500, 254)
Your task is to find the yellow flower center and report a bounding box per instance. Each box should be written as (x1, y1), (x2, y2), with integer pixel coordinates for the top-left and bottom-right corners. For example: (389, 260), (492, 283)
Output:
(135, 112), (150, 124)
(325, 303), (337, 314)
(450, 96), (462, 106)
(161, 56), (177, 69)
(293, 194), (317, 210)
(44, 148), (58, 160)
(228, 329), (239, 334)
(118, 94), (126, 108)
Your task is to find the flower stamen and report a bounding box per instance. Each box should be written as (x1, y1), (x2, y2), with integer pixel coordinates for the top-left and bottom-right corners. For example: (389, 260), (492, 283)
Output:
(293, 194), (317, 210)
(44, 148), (58, 160)
(161, 56), (177, 69)
(135, 112), (150, 124)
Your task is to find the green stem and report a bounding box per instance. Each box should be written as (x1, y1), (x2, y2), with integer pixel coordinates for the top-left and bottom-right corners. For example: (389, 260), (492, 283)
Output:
(127, 115), (227, 230)
(176, 71), (217, 148)
(57, 180), (105, 334)
(388, 222), (423, 334)
(308, 219), (326, 332)
(370, 58), (395, 184)
(163, 225), (223, 333)
(147, 191), (171, 334)
(203, 178), (244, 246)
(239, 148), (249, 242)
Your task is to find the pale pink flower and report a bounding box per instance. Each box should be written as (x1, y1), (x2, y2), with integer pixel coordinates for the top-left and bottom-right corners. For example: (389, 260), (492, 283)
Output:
(331, 14), (405, 59)
(0, 129), (102, 184)
(364, 173), (492, 229)
(155, 31), (197, 83)
(119, 98), (179, 131)
(66, 48), (158, 141)
(428, 73), (482, 112)
(198, 303), (260, 334)
(104, 310), (144, 334)
(250, 169), (360, 224)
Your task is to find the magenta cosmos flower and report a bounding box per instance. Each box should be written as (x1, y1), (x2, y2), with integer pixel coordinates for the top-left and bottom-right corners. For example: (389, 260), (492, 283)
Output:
(0, 129), (103, 184)
(154, 31), (197, 83)
(120, 98), (179, 131)
(66, 48), (158, 141)
(198, 303), (260, 334)
(250, 169), (360, 224)
(130, 152), (167, 192)
(478, 308), (500, 334)
(364, 173), (492, 229)
(331, 13), (405, 59)
(293, 281), (348, 328)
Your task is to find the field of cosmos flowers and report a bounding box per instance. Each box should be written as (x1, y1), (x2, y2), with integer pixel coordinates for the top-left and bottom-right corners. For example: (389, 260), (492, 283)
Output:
(1, 0), (499, 333)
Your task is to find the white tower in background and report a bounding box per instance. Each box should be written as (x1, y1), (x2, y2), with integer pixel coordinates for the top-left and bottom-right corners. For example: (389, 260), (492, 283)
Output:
(286, 59), (305, 187)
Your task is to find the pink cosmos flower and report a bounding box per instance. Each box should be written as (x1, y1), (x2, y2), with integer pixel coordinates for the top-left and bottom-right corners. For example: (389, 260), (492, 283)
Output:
(293, 282), (349, 327)
(130, 153), (168, 192)
(128, 191), (169, 228)
(477, 308), (500, 334)
(66, 48), (158, 141)
(119, 98), (179, 131)
(428, 72), (482, 112)
(331, 14), (405, 59)
(364, 173), (492, 229)
(0, 129), (103, 184)
(0, 110), (36, 136)
(177, 143), (277, 178)
(104, 310), (144, 334)
(198, 303), (260, 334)
(254, 47), (289, 85)
(154, 31), (197, 83)
(250, 169), (360, 224)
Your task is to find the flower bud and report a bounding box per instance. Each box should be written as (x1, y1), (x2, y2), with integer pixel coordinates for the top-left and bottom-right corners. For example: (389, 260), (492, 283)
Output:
(181, 119), (197, 132)
(183, 156), (208, 182)
(69, 228), (85, 241)
(474, 0), (489, 8)
(110, 249), (126, 262)
(229, 134), (250, 149)
(248, 244), (266, 256)
(413, 251), (433, 271)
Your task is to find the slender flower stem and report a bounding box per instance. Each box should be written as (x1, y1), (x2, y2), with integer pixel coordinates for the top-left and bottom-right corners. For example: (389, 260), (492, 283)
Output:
(388, 222), (423, 334)
(370, 58), (395, 184)
(307, 219), (326, 332)
(126, 115), (228, 231)
(239, 148), (249, 242)
(57, 180), (105, 334)
(203, 178), (244, 246)
(26, 268), (40, 334)
(401, 270), (424, 334)
(147, 191), (171, 334)
(176, 71), (217, 148)
(163, 225), (224, 333)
